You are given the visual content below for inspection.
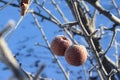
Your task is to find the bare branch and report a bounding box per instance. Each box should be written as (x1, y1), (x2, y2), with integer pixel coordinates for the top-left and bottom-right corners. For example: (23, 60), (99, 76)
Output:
(34, 64), (45, 80)
(31, 12), (69, 80)
(51, 0), (69, 22)
(1, 0), (120, 80)
(0, 0), (19, 8)
(104, 27), (117, 55)
(35, 0), (61, 24)
(85, 0), (120, 25)
(0, 21), (31, 80)
(0, 0), (14, 10)
(0, 20), (15, 38)
(114, 40), (119, 67)
(111, 0), (120, 17)
(66, 0), (109, 79)
(34, 42), (49, 49)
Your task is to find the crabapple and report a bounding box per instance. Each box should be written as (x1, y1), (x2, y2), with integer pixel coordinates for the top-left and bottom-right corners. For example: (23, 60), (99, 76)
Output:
(51, 35), (72, 56)
(65, 45), (88, 66)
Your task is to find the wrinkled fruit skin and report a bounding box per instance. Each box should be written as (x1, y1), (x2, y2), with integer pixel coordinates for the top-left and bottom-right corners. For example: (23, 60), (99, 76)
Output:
(65, 45), (88, 66)
(51, 35), (72, 56)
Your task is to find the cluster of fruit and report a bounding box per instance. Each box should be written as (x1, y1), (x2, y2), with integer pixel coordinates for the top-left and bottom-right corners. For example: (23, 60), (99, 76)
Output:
(51, 35), (88, 66)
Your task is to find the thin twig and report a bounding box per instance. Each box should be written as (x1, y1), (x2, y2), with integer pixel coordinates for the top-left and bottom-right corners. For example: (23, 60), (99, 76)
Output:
(85, 0), (120, 25)
(108, 69), (117, 79)
(34, 42), (49, 49)
(31, 12), (69, 80)
(51, 0), (69, 22)
(0, 20), (15, 37)
(5, 0), (33, 40)
(114, 40), (119, 67)
(66, 0), (108, 79)
(35, 0), (60, 24)
(104, 28), (117, 55)
(0, 21), (31, 80)
(34, 64), (45, 80)
(111, 0), (120, 17)
(0, 0), (19, 7)
(0, 0), (14, 10)
(79, 0), (91, 17)
(51, 0), (79, 44)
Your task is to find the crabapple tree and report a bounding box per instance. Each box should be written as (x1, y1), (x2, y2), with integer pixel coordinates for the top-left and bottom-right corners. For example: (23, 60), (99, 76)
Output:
(0, 0), (120, 80)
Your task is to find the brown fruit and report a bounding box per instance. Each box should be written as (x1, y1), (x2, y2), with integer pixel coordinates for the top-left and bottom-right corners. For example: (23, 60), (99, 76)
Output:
(20, 3), (28, 16)
(65, 45), (87, 66)
(51, 35), (72, 56)
(20, 0), (29, 16)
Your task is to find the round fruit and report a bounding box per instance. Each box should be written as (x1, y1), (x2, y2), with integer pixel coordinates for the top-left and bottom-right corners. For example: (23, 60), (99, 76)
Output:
(51, 35), (72, 56)
(65, 45), (87, 66)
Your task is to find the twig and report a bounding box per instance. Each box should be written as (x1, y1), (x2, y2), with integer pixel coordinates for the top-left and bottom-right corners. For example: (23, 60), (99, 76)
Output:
(108, 69), (117, 79)
(111, 0), (120, 17)
(34, 42), (49, 49)
(51, 0), (80, 45)
(5, 0), (33, 40)
(104, 27), (117, 55)
(38, 5), (89, 80)
(0, 20), (15, 37)
(85, 0), (120, 25)
(66, 0), (108, 79)
(34, 64), (45, 80)
(0, 0), (82, 38)
(82, 65), (87, 80)
(0, 0), (14, 10)
(35, 0), (60, 25)
(79, 0), (91, 17)
(98, 25), (105, 39)
(114, 40), (119, 67)
(0, 0), (19, 7)
(89, 30), (98, 38)
(51, 0), (69, 22)
(31, 12), (69, 80)
(0, 21), (31, 80)
(51, 0), (82, 44)
(33, 10), (59, 25)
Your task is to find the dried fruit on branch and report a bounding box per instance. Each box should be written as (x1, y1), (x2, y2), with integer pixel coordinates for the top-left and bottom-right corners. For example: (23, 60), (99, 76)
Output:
(20, 0), (29, 16)
(51, 35), (72, 56)
(65, 45), (88, 66)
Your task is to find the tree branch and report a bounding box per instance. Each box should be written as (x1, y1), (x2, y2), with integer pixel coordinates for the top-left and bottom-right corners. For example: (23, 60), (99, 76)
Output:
(85, 0), (120, 25)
